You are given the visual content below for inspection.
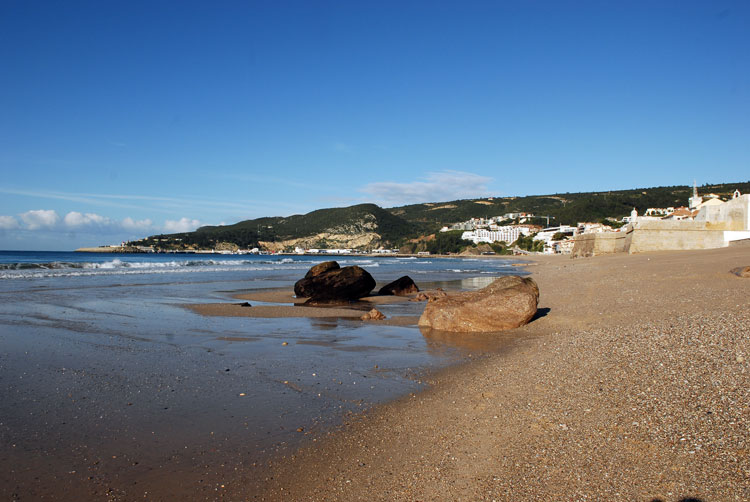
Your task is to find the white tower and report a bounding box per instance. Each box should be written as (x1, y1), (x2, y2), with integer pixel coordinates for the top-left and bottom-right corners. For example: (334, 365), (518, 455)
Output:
(688, 180), (703, 209)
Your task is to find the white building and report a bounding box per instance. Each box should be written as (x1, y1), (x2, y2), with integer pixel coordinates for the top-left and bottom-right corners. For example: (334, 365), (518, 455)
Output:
(577, 222), (613, 234)
(532, 225), (578, 254)
(461, 226), (531, 245)
(532, 225), (577, 243)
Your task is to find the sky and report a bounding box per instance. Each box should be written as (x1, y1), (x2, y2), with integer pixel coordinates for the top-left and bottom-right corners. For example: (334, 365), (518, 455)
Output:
(1, 1), (748, 250)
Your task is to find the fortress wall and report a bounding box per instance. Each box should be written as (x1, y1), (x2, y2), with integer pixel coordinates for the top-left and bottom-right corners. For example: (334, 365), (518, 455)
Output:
(571, 196), (750, 258)
(627, 227), (726, 253)
(571, 232), (627, 258)
(572, 222), (726, 257)
(695, 194), (750, 231)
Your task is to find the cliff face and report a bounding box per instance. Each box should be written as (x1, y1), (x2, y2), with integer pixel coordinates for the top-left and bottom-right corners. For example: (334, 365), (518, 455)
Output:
(260, 231), (381, 252)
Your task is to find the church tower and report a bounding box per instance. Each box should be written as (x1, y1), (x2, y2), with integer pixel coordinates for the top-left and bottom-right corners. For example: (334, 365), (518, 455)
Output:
(688, 180), (703, 209)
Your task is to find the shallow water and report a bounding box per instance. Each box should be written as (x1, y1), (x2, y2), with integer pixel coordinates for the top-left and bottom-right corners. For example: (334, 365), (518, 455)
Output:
(0, 252), (524, 500)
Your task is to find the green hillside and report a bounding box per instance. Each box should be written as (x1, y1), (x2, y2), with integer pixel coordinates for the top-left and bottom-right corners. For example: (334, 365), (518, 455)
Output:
(130, 181), (750, 250)
(133, 203), (417, 250)
(390, 181), (750, 232)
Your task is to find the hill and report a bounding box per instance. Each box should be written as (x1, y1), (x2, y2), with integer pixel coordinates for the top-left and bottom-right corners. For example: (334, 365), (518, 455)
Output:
(133, 203), (417, 251)
(389, 181), (750, 234)
(130, 181), (750, 251)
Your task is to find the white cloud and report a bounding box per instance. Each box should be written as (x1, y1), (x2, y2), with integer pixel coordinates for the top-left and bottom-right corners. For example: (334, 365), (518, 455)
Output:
(163, 218), (202, 233)
(122, 217), (154, 231)
(8, 207), (209, 241)
(0, 215), (20, 230)
(20, 209), (60, 230)
(63, 211), (111, 228)
(360, 170), (493, 206)
(9, 209), (161, 236)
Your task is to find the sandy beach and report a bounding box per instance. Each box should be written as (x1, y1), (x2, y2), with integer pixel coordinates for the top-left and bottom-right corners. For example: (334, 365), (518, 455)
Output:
(248, 246), (750, 501)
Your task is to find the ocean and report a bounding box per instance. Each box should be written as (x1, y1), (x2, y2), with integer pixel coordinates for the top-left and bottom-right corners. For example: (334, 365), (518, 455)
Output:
(0, 251), (524, 499)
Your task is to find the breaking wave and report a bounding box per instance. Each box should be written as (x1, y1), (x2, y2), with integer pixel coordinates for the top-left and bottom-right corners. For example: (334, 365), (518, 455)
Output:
(0, 257), (312, 279)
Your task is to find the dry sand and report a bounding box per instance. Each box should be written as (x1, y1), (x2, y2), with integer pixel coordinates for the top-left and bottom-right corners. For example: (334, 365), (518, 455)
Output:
(247, 246), (750, 501)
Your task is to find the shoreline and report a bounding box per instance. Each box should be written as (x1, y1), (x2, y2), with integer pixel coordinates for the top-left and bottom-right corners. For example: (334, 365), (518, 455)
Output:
(72, 247), (525, 260)
(247, 246), (750, 500)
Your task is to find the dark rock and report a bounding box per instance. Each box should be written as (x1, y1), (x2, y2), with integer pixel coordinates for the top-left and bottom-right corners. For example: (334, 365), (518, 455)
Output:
(418, 275), (539, 332)
(305, 261), (340, 279)
(294, 263), (375, 302)
(731, 266), (750, 278)
(234, 302), (252, 307)
(379, 276), (419, 296)
(294, 261), (341, 297)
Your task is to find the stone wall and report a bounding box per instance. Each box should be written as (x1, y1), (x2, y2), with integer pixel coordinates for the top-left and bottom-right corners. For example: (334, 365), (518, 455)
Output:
(695, 194), (750, 231)
(572, 220), (728, 257)
(626, 221), (726, 253)
(568, 195), (750, 258)
(571, 232), (627, 258)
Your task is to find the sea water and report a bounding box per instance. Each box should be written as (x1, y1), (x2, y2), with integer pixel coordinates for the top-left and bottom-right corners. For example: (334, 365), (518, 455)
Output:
(0, 251), (524, 499)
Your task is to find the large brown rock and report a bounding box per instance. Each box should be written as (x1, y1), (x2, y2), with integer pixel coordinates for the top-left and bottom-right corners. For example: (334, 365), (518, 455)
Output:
(306, 261), (340, 278)
(294, 261), (340, 297)
(294, 262), (376, 302)
(418, 275), (539, 332)
(731, 266), (750, 278)
(378, 276), (419, 296)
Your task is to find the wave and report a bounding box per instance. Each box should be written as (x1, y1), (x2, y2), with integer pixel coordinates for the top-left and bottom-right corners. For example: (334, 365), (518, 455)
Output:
(0, 257), (309, 270)
(0, 257), (315, 279)
(338, 259), (380, 267)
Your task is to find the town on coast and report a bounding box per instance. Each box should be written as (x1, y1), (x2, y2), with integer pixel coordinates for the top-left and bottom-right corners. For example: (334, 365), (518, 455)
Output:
(79, 182), (750, 259)
(54, 182), (750, 501)
(4, 2), (749, 500)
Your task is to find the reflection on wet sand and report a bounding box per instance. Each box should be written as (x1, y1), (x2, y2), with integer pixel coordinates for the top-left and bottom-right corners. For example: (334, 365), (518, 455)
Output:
(419, 326), (525, 354)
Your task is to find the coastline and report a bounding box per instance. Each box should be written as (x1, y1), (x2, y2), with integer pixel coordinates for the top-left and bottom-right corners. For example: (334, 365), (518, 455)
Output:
(248, 247), (750, 501)
(3, 253), (521, 501)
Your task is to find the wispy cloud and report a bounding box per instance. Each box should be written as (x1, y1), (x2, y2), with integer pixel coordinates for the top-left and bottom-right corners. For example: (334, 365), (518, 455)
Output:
(0, 188), (267, 216)
(360, 170), (493, 206)
(122, 217), (154, 231)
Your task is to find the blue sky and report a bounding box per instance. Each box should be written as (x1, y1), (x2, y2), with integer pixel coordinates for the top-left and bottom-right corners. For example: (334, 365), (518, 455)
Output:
(1, 1), (748, 250)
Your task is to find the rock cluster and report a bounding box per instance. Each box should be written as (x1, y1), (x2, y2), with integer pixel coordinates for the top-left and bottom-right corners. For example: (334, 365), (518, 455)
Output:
(418, 275), (539, 332)
(294, 261), (376, 303)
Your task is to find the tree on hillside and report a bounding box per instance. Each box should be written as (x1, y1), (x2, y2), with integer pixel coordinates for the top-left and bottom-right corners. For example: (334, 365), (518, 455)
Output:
(514, 233), (544, 252)
(426, 231), (473, 254)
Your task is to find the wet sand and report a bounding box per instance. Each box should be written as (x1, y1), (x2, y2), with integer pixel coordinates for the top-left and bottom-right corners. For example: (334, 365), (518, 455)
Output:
(249, 246), (750, 501)
(186, 289), (425, 326)
(1, 275), (477, 501)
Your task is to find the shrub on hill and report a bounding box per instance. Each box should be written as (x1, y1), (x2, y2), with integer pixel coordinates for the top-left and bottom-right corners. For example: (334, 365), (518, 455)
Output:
(426, 231), (473, 255)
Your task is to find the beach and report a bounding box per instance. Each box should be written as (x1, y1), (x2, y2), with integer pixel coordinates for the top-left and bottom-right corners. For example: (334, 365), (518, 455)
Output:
(1, 248), (748, 501)
(250, 246), (750, 501)
(0, 253), (520, 501)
